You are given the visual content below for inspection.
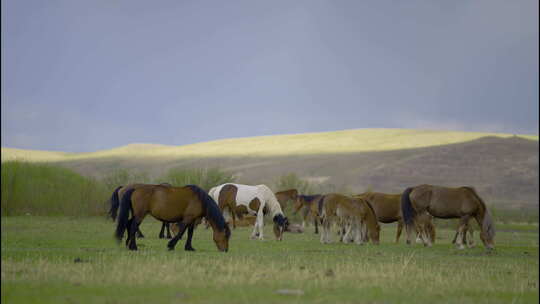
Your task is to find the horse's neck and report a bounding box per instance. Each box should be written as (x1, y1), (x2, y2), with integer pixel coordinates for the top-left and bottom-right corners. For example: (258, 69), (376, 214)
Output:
(259, 186), (283, 217)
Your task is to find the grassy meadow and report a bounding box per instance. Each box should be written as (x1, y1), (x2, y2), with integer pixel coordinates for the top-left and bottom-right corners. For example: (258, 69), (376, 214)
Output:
(1, 128), (538, 303)
(2, 216), (538, 304)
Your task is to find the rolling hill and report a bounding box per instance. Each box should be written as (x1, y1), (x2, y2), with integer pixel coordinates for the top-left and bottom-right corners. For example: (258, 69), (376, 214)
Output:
(2, 128), (538, 209)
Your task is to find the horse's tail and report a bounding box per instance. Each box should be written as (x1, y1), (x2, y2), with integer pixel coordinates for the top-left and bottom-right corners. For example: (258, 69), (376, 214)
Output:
(401, 187), (417, 229)
(115, 188), (135, 242)
(108, 186), (123, 221)
(185, 185), (229, 233)
(465, 187), (495, 239)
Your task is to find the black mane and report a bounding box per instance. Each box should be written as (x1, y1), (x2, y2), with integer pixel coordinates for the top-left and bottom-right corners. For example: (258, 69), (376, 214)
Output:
(185, 185), (229, 235)
(299, 194), (322, 203)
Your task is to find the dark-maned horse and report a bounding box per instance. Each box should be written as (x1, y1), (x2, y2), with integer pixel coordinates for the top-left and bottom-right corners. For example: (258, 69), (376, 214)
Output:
(275, 189), (298, 210)
(115, 184), (231, 252)
(109, 183), (173, 239)
(355, 192), (436, 244)
(293, 194), (323, 234)
(401, 184), (495, 250)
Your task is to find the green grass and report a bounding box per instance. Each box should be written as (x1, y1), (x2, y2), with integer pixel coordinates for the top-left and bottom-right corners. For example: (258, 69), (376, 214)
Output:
(1, 161), (108, 216)
(2, 216), (538, 304)
(2, 129), (538, 162)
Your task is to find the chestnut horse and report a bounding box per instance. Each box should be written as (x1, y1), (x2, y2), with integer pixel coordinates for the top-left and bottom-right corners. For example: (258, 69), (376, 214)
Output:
(292, 194), (323, 234)
(109, 183), (173, 239)
(316, 193), (380, 245)
(115, 184), (231, 252)
(401, 184), (495, 249)
(354, 192), (436, 244)
(209, 183), (289, 241)
(275, 189), (298, 210)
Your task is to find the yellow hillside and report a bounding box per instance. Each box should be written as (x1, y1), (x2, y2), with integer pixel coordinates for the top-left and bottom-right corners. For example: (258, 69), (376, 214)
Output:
(2, 128), (538, 162)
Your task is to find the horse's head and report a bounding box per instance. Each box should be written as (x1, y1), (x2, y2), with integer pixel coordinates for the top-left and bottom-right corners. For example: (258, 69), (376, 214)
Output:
(479, 230), (495, 250)
(213, 223), (231, 252)
(272, 214), (289, 241)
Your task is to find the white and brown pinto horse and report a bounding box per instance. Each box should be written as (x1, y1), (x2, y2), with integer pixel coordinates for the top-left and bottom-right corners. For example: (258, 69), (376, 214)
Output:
(209, 183), (289, 240)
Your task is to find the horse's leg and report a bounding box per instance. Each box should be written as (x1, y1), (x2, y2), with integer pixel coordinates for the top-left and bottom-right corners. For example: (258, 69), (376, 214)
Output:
(167, 222), (189, 251)
(395, 220), (403, 243)
(159, 222), (166, 239)
(125, 218), (134, 246)
(319, 218), (327, 244)
(314, 218), (319, 234)
(455, 217), (468, 250)
(136, 227), (145, 239)
(467, 227), (475, 248)
(342, 219), (353, 243)
(184, 224), (196, 251)
(421, 225), (432, 247)
(166, 223), (172, 239)
(251, 210), (264, 240)
(128, 218), (139, 251)
(415, 223), (423, 244)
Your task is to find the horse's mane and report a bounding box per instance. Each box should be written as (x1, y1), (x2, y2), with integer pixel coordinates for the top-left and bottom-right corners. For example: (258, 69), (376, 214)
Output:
(300, 194), (322, 203)
(185, 185), (230, 236)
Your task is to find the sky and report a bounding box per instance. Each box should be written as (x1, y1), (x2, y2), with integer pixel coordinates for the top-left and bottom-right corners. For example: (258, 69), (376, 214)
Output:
(2, 0), (538, 152)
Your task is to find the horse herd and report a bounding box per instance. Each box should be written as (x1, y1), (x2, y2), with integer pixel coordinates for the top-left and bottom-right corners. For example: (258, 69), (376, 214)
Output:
(109, 183), (496, 253)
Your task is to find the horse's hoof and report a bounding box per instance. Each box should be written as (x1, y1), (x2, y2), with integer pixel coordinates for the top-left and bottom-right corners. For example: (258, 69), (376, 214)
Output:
(128, 246), (138, 251)
(167, 246), (175, 251)
(185, 247), (195, 251)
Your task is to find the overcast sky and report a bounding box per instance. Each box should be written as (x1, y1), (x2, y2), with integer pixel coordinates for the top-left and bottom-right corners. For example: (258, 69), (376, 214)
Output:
(2, 0), (538, 152)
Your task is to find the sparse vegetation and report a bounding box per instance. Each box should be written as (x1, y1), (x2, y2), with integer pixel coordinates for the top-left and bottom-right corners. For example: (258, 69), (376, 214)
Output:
(163, 167), (236, 191)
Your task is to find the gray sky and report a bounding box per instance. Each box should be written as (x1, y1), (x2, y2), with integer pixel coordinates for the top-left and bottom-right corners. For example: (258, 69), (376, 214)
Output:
(2, 0), (538, 152)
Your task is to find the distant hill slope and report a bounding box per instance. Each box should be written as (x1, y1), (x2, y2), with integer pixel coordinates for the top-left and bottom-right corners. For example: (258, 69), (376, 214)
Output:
(2, 129), (538, 209)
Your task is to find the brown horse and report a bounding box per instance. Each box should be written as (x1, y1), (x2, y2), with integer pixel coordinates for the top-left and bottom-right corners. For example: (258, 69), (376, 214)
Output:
(275, 189), (298, 210)
(316, 193), (380, 245)
(292, 194), (323, 234)
(115, 184), (231, 252)
(109, 183), (173, 239)
(401, 184), (495, 249)
(354, 192), (436, 244)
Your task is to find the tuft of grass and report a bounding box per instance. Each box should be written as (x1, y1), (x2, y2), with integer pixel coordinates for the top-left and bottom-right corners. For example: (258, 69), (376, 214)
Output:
(1, 161), (108, 216)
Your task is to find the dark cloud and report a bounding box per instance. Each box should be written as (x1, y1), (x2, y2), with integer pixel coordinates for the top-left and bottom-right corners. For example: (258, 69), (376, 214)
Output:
(2, 0), (538, 152)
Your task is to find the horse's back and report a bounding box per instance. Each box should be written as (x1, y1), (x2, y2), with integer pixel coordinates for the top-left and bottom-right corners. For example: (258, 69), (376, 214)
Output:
(412, 185), (480, 217)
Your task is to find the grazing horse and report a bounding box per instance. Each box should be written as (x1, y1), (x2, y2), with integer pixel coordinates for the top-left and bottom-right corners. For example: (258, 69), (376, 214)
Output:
(275, 189), (298, 210)
(109, 183), (173, 239)
(354, 192), (436, 244)
(209, 183), (289, 240)
(316, 193), (380, 245)
(115, 184), (231, 252)
(292, 194), (323, 234)
(401, 184), (495, 250)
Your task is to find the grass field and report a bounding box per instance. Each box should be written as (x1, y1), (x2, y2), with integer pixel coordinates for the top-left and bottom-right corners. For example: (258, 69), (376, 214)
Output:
(2, 216), (538, 304)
